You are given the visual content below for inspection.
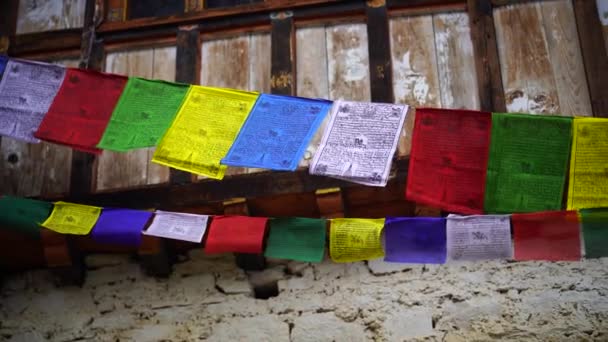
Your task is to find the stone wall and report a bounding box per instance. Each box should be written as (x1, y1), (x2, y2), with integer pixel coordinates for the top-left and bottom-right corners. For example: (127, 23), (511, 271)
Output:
(1, 251), (607, 341)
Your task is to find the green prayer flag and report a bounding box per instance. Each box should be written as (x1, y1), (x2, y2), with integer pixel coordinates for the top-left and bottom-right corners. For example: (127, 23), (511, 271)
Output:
(484, 113), (572, 213)
(0, 196), (52, 238)
(264, 217), (327, 262)
(580, 208), (608, 258)
(97, 78), (189, 152)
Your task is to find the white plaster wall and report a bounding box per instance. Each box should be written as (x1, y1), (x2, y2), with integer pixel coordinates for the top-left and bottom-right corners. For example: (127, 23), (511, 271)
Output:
(1, 251), (607, 341)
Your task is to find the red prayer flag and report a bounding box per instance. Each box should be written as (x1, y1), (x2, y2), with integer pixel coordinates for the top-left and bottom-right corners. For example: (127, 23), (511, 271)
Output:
(205, 215), (268, 254)
(406, 108), (492, 214)
(512, 211), (581, 261)
(34, 68), (127, 154)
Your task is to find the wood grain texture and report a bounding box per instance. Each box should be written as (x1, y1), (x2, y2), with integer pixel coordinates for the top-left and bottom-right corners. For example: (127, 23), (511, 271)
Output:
(249, 33), (271, 93)
(96, 47), (175, 191)
(540, 0), (592, 116)
(433, 12), (480, 110)
(366, 2), (394, 103)
(494, 3), (560, 114)
(0, 58), (79, 197)
(390, 15), (440, 158)
(296, 26), (330, 169)
(270, 13), (295, 96)
(16, 0), (85, 34)
(326, 23), (371, 101)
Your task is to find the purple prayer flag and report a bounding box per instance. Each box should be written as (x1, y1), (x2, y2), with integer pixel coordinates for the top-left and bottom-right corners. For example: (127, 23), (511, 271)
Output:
(91, 208), (153, 246)
(384, 217), (447, 264)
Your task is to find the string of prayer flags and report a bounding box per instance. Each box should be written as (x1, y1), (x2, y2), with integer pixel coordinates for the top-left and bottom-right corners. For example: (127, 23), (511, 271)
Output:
(0, 196), (53, 237)
(446, 215), (512, 261)
(579, 208), (608, 258)
(222, 94), (332, 171)
(512, 211), (581, 261)
(264, 217), (327, 262)
(143, 210), (209, 243)
(567, 118), (608, 210)
(91, 208), (153, 246)
(0, 60), (66, 143)
(485, 113), (572, 214)
(310, 100), (408, 187)
(97, 78), (190, 152)
(34, 69), (128, 154)
(42, 201), (102, 235)
(384, 217), (447, 264)
(152, 86), (259, 179)
(329, 218), (385, 262)
(204, 215), (268, 254)
(406, 108), (492, 214)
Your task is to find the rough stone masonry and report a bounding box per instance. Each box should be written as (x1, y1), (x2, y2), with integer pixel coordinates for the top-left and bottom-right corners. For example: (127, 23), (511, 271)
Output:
(0, 251), (607, 341)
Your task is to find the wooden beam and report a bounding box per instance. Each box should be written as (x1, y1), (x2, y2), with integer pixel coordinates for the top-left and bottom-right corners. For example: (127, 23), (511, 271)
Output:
(574, 0), (608, 118)
(366, 0), (394, 103)
(467, 0), (506, 112)
(270, 11), (296, 95)
(0, 0), (19, 54)
(171, 25), (200, 185)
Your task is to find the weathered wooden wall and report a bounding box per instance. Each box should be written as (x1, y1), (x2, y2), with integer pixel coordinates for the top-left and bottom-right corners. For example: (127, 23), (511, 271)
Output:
(1, 0), (598, 198)
(16, 0), (85, 34)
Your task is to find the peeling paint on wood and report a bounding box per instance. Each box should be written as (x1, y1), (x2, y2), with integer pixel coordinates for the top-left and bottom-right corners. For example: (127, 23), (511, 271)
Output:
(494, 3), (560, 114)
(433, 12), (480, 110)
(16, 0), (85, 34)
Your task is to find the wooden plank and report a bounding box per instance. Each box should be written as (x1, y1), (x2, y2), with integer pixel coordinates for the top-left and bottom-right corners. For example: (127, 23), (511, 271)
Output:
(326, 23), (371, 101)
(468, 0), (506, 112)
(574, 0), (608, 117)
(270, 12), (295, 95)
(296, 26), (330, 169)
(128, 0), (185, 20)
(172, 26), (199, 185)
(366, 0), (394, 103)
(539, 0), (592, 117)
(389, 15), (440, 158)
(433, 12), (480, 109)
(493, 2), (560, 114)
(16, 0), (85, 34)
(200, 35), (250, 177)
(0, 0), (18, 54)
(248, 33), (272, 93)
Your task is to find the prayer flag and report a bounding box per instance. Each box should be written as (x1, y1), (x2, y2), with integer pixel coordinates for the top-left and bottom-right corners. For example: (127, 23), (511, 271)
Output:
(144, 210), (209, 243)
(384, 217), (446, 264)
(0, 59), (66, 142)
(97, 78), (190, 152)
(310, 100), (408, 187)
(567, 117), (608, 210)
(446, 214), (512, 261)
(484, 113), (572, 213)
(152, 86), (259, 179)
(91, 208), (153, 246)
(42, 201), (102, 235)
(329, 218), (384, 262)
(0, 55), (7, 76)
(0, 196), (52, 237)
(205, 215), (268, 254)
(264, 217), (327, 262)
(34, 68), (128, 154)
(406, 108), (492, 214)
(222, 94), (332, 171)
(579, 208), (608, 258)
(512, 211), (581, 261)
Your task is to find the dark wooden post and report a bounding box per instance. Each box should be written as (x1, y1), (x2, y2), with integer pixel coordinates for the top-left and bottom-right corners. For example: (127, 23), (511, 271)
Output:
(468, 0), (506, 112)
(573, 0), (608, 118)
(270, 11), (296, 96)
(366, 0), (394, 104)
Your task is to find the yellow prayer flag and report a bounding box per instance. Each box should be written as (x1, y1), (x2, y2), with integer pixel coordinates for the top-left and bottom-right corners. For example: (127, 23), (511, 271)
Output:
(152, 86), (259, 179)
(567, 117), (608, 210)
(42, 201), (102, 235)
(329, 218), (385, 263)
